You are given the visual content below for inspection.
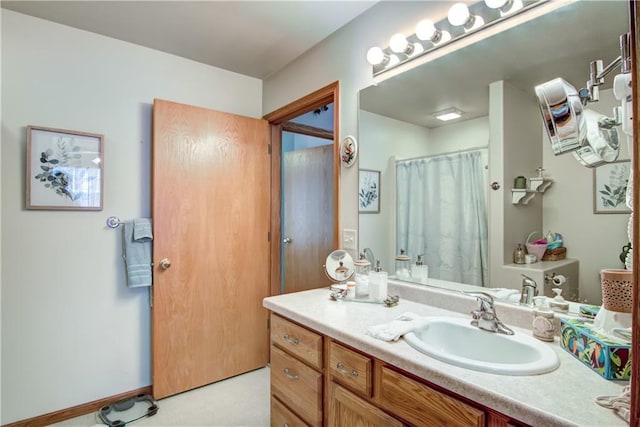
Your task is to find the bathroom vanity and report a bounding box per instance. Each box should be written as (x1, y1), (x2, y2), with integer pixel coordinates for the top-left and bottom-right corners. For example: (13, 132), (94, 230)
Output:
(263, 286), (627, 426)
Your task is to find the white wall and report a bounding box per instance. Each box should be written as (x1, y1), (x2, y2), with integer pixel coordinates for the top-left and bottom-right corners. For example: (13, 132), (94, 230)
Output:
(543, 89), (630, 304)
(358, 110), (430, 271)
(1, 10), (262, 424)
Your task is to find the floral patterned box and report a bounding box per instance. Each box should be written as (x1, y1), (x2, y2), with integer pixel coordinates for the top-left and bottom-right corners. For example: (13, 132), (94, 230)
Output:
(560, 318), (631, 381)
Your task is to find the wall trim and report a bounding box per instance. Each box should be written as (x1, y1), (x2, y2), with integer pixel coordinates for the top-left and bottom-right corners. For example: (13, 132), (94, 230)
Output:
(2, 386), (152, 427)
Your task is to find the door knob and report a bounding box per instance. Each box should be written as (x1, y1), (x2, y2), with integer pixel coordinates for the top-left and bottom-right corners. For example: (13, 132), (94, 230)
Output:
(283, 237), (293, 244)
(159, 258), (171, 270)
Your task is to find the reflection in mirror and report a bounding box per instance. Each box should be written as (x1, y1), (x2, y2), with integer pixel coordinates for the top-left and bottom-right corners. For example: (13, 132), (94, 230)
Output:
(325, 250), (355, 282)
(358, 1), (629, 305)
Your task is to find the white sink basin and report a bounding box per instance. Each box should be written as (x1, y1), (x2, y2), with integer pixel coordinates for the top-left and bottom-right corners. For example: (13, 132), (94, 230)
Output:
(404, 317), (560, 375)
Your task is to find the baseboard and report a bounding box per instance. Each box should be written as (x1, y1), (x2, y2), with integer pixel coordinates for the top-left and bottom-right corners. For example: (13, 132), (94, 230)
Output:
(2, 386), (152, 427)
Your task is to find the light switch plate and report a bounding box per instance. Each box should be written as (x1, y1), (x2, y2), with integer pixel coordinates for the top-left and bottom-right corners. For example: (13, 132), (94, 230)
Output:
(342, 229), (357, 251)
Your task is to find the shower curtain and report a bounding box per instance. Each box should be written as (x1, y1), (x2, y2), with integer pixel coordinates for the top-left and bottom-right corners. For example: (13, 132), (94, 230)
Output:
(396, 150), (488, 287)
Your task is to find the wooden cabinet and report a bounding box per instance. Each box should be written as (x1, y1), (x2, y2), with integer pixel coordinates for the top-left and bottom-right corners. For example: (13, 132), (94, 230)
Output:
(270, 314), (323, 427)
(269, 312), (524, 427)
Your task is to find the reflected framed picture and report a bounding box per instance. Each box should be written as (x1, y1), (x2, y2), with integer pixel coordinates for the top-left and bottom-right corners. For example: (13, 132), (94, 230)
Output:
(26, 125), (104, 210)
(593, 160), (631, 214)
(359, 169), (380, 213)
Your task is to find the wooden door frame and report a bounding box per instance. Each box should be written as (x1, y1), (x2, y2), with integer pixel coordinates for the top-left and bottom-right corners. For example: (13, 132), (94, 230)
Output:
(264, 81), (340, 296)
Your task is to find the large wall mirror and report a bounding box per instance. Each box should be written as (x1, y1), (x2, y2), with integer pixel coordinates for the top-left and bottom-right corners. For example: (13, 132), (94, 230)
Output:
(358, 1), (630, 307)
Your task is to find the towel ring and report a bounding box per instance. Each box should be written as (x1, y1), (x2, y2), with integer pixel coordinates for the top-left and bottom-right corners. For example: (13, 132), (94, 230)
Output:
(106, 216), (122, 229)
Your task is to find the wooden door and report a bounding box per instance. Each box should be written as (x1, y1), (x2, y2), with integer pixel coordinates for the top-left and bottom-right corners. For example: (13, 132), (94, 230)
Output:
(152, 99), (270, 399)
(283, 144), (334, 293)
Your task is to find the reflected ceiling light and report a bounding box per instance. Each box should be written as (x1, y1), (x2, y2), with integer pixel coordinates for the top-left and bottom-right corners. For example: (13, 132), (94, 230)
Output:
(448, 3), (484, 31)
(366, 46), (389, 66)
(433, 108), (464, 121)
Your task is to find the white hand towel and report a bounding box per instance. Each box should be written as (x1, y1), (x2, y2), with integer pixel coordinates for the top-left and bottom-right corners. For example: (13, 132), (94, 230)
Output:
(365, 312), (427, 342)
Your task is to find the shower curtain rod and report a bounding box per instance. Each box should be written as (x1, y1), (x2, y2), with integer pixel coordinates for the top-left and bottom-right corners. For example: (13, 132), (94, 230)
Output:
(395, 145), (488, 163)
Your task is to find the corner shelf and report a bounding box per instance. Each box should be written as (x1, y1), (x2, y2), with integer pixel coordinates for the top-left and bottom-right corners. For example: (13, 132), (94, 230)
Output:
(511, 178), (553, 205)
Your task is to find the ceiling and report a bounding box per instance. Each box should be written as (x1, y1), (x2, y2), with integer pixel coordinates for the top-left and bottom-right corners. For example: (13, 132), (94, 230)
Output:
(1, 0), (377, 79)
(360, 1), (630, 128)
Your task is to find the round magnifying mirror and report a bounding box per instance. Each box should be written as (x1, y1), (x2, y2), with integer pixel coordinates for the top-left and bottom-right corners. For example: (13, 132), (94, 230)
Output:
(325, 250), (355, 282)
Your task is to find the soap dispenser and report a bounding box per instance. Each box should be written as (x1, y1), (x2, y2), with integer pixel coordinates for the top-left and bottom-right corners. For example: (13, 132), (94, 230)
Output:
(549, 288), (569, 313)
(411, 254), (429, 285)
(369, 260), (388, 302)
(394, 249), (411, 280)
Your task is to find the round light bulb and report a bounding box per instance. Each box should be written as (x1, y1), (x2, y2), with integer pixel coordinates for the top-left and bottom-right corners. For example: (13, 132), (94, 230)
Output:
(389, 33), (409, 54)
(415, 19), (437, 41)
(484, 0), (508, 8)
(448, 2), (471, 26)
(366, 46), (385, 65)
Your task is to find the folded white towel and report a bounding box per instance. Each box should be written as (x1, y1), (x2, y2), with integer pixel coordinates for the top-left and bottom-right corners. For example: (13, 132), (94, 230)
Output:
(365, 312), (427, 342)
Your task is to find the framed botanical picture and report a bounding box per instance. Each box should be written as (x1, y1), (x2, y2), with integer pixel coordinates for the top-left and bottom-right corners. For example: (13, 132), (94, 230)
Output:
(593, 160), (631, 214)
(26, 125), (104, 210)
(359, 169), (380, 213)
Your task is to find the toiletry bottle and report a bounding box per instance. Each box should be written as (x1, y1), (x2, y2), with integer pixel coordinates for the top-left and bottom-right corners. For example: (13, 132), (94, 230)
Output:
(532, 305), (555, 342)
(354, 252), (371, 298)
(513, 243), (525, 264)
(394, 249), (411, 280)
(549, 288), (569, 313)
(369, 260), (388, 302)
(411, 254), (429, 285)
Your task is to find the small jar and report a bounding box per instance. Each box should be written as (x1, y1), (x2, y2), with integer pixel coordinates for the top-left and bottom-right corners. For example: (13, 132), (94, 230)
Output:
(354, 253), (371, 298)
(514, 176), (527, 189)
(532, 307), (555, 342)
(395, 249), (411, 280)
(513, 244), (526, 264)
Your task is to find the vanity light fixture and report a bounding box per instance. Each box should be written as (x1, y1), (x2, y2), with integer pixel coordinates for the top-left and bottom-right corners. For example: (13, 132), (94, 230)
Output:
(365, 0), (547, 78)
(433, 108), (464, 122)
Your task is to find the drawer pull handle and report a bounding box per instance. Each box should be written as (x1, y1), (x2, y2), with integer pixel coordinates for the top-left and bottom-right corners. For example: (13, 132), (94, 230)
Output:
(283, 368), (299, 381)
(283, 334), (299, 345)
(336, 362), (358, 377)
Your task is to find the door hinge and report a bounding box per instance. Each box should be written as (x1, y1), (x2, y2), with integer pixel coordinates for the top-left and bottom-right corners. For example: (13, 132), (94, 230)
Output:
(267, 231), (271, 242)
(268, 144), (272, 155)
(267, 317), (270, 330)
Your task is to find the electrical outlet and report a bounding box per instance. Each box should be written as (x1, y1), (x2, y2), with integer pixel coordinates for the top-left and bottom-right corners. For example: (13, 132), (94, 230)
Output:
(342, 229), (357, 251)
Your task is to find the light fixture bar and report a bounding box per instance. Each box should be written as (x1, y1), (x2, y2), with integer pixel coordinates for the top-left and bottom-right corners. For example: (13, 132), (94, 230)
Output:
(367, 0), (548, 78)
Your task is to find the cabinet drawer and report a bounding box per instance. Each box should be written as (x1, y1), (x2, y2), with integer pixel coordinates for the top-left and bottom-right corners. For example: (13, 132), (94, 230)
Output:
(271, 395), (310, 427)
(379, 366), (485, 427)
(271, 314), (323, 369)
(271, 345), (322, 427)
(328, 341), (372, 397)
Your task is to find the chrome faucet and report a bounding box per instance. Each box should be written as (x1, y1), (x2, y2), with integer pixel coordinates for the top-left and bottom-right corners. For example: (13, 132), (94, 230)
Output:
(466, 292), (514, 335)
(519, 274), (538, 306)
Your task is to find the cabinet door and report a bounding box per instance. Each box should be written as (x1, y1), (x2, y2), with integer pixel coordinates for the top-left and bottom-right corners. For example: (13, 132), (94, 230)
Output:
(379, 366), (485, 427)
(328, 382), (403, 427)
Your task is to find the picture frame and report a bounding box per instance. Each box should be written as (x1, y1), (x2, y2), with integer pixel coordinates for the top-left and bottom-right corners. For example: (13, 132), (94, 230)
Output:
(593, 159), (631, 214)
(359, 169), (380, 213)
(26, 125), (104, 210)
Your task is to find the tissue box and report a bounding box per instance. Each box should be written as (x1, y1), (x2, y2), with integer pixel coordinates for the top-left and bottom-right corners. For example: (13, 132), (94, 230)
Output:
(560, 318), (631, 380)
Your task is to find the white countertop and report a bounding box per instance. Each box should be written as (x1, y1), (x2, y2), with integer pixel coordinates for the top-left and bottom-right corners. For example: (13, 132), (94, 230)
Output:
(263, 287), (628, 427)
